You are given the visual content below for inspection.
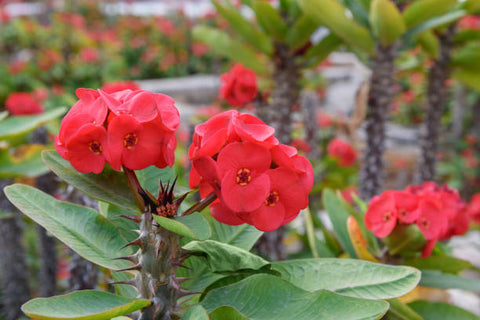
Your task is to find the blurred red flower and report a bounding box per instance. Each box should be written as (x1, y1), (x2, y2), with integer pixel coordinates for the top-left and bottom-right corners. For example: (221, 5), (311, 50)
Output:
(327, 138), (357, 167)
(5, 92), (44, 115)
(219, 64), (258, 107)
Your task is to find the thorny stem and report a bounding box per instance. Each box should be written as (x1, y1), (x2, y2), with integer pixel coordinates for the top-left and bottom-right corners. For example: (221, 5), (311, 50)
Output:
(181, 192), (217, 216)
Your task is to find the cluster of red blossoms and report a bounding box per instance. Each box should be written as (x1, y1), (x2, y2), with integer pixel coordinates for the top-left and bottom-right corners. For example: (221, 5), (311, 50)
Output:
(189, 110), (314, 232)
(365, 182), (470, 258)
(55, 88), (179, 174)
(219, 64), (258, 107)
(326, 138), (357, 168)
(5, 92), (44, 115)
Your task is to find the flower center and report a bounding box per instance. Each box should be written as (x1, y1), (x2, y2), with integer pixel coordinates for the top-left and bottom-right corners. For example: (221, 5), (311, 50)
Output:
(124, 133), (138, 149)
(399, 208), (407, 218)
(420, 217), (430, 229)
(382, 211), (393, 222)
(89, 141), (102, 155)
(265, 191), (279, 207)
(236, 168), (251, 186)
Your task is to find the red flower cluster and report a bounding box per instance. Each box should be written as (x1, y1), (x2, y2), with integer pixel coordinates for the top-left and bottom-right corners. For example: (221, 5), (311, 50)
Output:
(55, 88), (179, 174)
(327, 138), (357, 167)
(219, 64), (258, 107)
(365, 182), (470, 257)
(189, 110), (313, 232)
(466, 193), (480, 224)
(101, 81), (140, 93)
(5, 92), (44, 115)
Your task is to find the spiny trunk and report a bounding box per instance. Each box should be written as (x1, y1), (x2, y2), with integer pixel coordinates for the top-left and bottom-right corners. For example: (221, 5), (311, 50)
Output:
(254, 43), (300, 261)
(418, 24), (456, 183)
(256, 42), (300, 145)
(359, 43), (397, 201)
(0, 180), (31, 320)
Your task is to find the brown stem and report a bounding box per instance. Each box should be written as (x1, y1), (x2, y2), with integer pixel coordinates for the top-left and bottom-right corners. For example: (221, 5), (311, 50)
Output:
(122, 165), (146, 213)
(181, 192), (217, 216)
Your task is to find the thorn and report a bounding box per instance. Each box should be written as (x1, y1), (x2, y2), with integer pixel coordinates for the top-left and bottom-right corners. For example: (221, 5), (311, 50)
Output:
(177, 290), (201, 298)
(116, 264), (142, 272)
(109, 280), (137, 287)
(113, 254), (138, 263)
(174, 192), (188, 208)
(175, 277), (193, 284)
(132, 229), (141, 235)
(120, 214), (142, 223)
(156, 241), (165, 257)
(120, 238), (143, 250)
(172, 261), (191, 270)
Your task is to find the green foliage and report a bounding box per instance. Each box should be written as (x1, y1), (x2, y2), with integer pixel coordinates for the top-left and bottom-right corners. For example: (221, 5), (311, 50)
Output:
(0, 107), (66, 144)
(369, 0), (406, 46)
(0, 145), (50, 178)
(193, 26), (268, 74)
(286, 15), (319, 50)
(304, 34), (343, 67)
(153, 212), (211, 240)
(4, 184), (132, 270)
(420, 270), (480, 292)
(271, 259), (420, 299)
(402, 0), (457, 29)
(182, 305), (210, 320)
(252, 2), (288, 41)
(387, 299), (424, 320)
(42, 150), (139, 213)
(299, 0), (374, 53)
(403, 256), (472, 274)
(417, 31), (440, 58)
(21, 290), (150, 320)
(409, 301), (480, 320)
(453, 68), (480, 92)
(201, 274), (389, 320)
(405, 10), (467, 38)
(322, 189), (357, 257)
(183, 240), (269, 273)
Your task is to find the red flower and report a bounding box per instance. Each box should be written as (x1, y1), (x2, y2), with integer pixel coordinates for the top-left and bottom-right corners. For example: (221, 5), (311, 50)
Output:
(5, 92), (44, 115)
(219, 64), (258, 107)
(327, 138), (357, 167)
(101, 81), (140, 93)
(79, 48), (100, 64)
(467, 193), (480, 224)
(189, 110), (313, 232)
(55, 88), (179, 173)
(365, 191), (398, 238)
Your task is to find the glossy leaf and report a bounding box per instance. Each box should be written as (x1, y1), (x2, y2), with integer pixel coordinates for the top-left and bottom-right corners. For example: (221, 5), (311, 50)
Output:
(42, 150), (139, 213)
(272, 258), (420, 299)
(183, 240), (269, 273)
(0, 107), (66, 141)
(4, 184), (132, 270)
(201, 274), (389, 320)
(453, 68), (480, 92)
(322, 189), (357, 257)
(193, 26), (268, 74)
(387, 299), (424, 320)
(153, 212), (211, 240)
(304, 33), (343, 67)
(408, 300), (480, 320)
(452, 45), (480, 70)
(405, 10), (467, 39)
(209, 306), (249, 320)
(21, 290), (150, 320)
(420, 270), (480, 292)
(370, 0), (406, 46)
(252, 2), (288, 41)
(183, 305), (209, 320)
(212, 0), (273, 55)
(0, 144), (49, 178)
(417, 31), (440, 58)
(402, 0), (456, 29)
(404, 256), (472, 274)
(286, 15), (318, 50)
(299, 0), (374, 53)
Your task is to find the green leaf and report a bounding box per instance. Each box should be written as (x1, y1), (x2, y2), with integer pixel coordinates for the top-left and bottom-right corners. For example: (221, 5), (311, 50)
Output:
(404, 256), (472, 274)
(420, 270), (480, 292)
(272, 258), (420, 299)
(183, 305), (209, 320)
(0, 107), (66, 142)
(111, 272), (137, 299)
(183, 240), (269, 273)
(387, 299), (424, 320)
(201, 274), (389, 320)
(452, 44), (480, 71)
(453, 68), (480, 92)
(193, 26), (268, 74)
(417, 30), (440, 58)
(402, 0), (457, 29)
(339, 0), (371, 27)
(0, 145), (49, 178)
(304, 33), (343, 67)
(136, 165), (175, 196)
(21, 290), (150, 320)
(98, 202), (139, 242)
(322, 189), (357, 257)
(370, 0), (406, 46)
(42, 150), (139, 213)
(408, 300), (480, 320)
(209, 306), (249, 320)
(4, 184), (132, 270)
(212, 0), (273, 55)
(153, 212), (211, 240)
(286, 15), (318, 50)
(252, 2), (288, 41)
(405, 10), (467, 39)
(299, 0), (374, 53)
